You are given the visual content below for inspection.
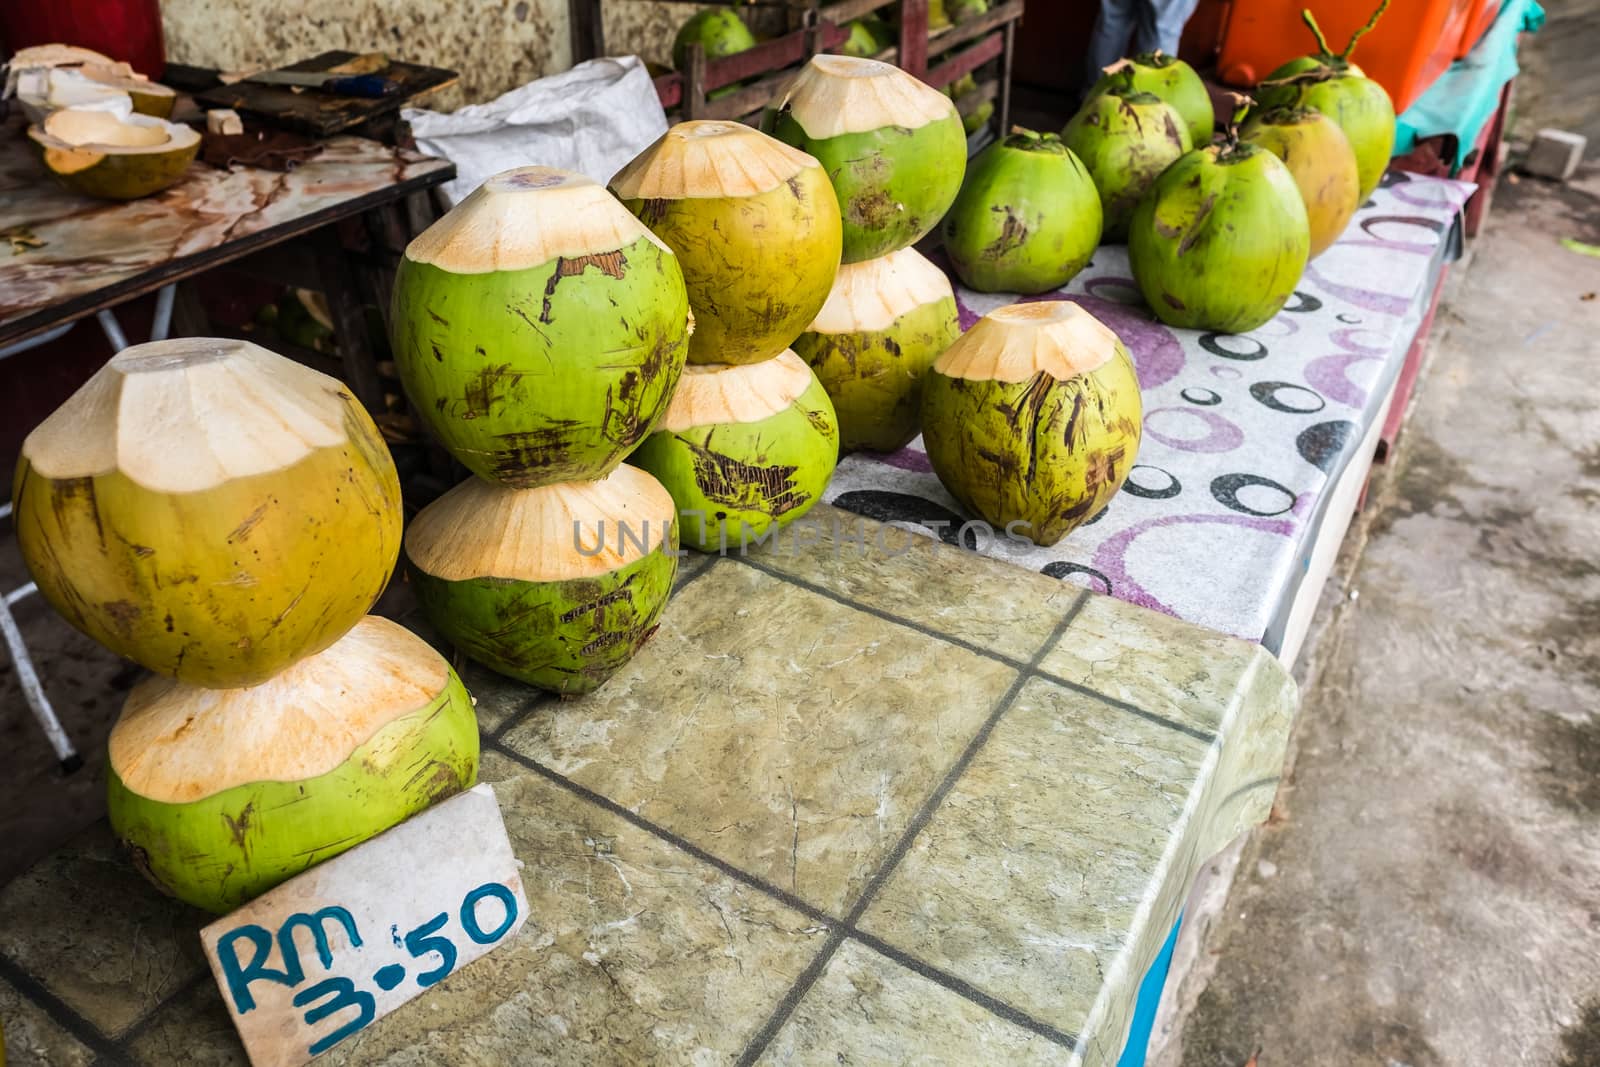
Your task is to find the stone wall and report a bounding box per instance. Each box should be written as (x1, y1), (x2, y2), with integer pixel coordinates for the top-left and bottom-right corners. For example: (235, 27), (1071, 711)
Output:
(160, 0), (786, 110)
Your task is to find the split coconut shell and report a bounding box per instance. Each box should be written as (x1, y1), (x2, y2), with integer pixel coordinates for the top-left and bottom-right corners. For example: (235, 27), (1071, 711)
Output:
(611, 121), (843, 366)
(921, 302), (1142, 546)
(28, 107), (199, 200)
(6, 44), (177, 120)
(405, 464), (679, 696)
(12, 338), (403, 688)
(792, 246), (959, 452)
(107, 615), (479, 913)
(392, 166), (692, 486)
(631, 350), (839, 551)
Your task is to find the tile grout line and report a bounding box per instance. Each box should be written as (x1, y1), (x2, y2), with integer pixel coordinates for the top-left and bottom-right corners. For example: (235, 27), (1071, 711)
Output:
(488, 740), (1091, 1059)
(846, 927), (1080, 1048)
(733, 553), (1218, 746)
(734, 554), (1031, 671)
(733, 590), (1092, 1064)
(112, 969), (213, 1055)
(485, 555), (723, 745)
(0, 950), (127, 1062)
(1034, 671), (1218, 745)
(485, 741), (838, 928)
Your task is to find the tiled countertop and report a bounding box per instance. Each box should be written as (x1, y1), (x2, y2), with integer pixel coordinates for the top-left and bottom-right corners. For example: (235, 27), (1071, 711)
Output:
(0, 506), (1296, 1066)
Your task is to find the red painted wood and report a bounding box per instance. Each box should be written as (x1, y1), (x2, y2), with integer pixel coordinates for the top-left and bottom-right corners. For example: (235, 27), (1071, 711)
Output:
(900, 0), (930, 78)
(926, 33), (1005, 90)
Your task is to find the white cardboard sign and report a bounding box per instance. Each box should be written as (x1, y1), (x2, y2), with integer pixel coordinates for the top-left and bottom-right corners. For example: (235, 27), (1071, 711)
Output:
(200, 784), (527, 1067)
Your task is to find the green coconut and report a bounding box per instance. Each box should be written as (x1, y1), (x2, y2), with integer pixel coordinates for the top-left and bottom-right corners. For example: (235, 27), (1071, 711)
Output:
(106, 615), (479, 913)
(1128, 141), (1310, 333)
(840, 17), (892, 58)
(611, 121), (842, 366)
(1089, 53), (1214, 147)
(672, 8), (757, 71)
(949, 0), (989, 23)
(792, 246), (959, 452)
(1256, 3), (1397, 202)
(27, 106), (198, 200)
(405, 465), (679, 696)
(767, 55), (967, 263)
(1241, 106), (1360, 259)
(12, 338), (402, 689)
(921, 302), (1142, 546)
(1061, 86), (1191, 242)
(392, 167), (691, 486)
(942, 129), (1103, 294)
(630, 350), (839, 551)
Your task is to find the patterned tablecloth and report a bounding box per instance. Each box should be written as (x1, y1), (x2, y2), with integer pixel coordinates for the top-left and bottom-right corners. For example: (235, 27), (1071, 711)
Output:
(826, 171), (1475, 646)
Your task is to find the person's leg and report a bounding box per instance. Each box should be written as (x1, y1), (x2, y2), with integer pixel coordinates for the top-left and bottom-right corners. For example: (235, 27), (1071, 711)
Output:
(1084, 0), (1139, 91)
(1134, 0), (1202, 55)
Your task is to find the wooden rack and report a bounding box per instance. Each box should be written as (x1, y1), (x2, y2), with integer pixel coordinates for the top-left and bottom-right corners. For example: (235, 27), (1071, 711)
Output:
(569, 0), (1023, 143)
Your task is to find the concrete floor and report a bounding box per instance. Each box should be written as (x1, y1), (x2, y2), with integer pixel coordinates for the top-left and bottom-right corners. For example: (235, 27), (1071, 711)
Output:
(1167, 5), (1600, 1065)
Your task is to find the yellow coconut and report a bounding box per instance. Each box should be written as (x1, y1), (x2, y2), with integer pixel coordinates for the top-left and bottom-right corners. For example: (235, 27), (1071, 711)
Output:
(107, 615), (480, 913)
(12, 337), (403, 689)
(27, 107), (199, 200)
(610, 121), (843, 366)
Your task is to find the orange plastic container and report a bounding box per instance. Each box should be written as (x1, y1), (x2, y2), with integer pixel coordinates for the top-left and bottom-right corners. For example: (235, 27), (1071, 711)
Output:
(1455, 0), (1502, 58)
(1216, 0), (1476, 113)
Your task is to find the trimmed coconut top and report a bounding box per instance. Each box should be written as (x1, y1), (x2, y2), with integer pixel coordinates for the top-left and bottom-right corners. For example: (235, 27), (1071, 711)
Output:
(109, 616), (453, 803)
(406, 463), (677, 583)
(775, 55), (956, 140)
(934, 302), (1124, 383)
(808, 245), (953, 334)
(22, 337), (357, 492)
(405, 166), (670, 274)
(609, 121), (820, 200)
(656, 348), (816, 431)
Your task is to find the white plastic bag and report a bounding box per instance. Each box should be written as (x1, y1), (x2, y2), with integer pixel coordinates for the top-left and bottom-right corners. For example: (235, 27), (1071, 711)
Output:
(403, 56), (668, 205)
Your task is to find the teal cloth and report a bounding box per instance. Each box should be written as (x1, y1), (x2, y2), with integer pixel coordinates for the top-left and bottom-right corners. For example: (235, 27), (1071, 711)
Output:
(1392, 0), (1546, 168)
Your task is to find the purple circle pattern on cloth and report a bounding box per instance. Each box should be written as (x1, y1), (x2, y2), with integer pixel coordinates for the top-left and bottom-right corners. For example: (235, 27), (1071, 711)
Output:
(830, 174), (1474, 642)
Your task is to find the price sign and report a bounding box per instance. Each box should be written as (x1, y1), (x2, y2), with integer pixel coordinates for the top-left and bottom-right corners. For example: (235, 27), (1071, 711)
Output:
(200, 784), (528, 1067)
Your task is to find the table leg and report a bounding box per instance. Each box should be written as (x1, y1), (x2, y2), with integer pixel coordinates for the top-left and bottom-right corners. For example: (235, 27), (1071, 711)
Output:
(313, 228), (387, 415)
(170, 280), (212, 336)
(0, 503), (81, 774)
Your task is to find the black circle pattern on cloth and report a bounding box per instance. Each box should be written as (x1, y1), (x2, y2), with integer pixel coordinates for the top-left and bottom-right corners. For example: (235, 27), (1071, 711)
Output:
(1041, 561), (1113, 595)
(1296, 420), (1360, 472)
(1250, 381), (1327, 414)
(1211, 474), (1297, 517)
(1200, 333), (1269, 361)
(1120, 465), (1183, 500)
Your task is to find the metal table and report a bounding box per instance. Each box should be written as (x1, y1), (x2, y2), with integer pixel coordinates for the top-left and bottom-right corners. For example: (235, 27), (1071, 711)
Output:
(0, 122), (453, 411)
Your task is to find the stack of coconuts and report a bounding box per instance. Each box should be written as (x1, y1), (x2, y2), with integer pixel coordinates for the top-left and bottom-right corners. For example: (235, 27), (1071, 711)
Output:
(939, 1), (1396, 336)
(391, 167), (693, 695)
(605, 118), (843, 551)
(13, 338), (480, 913)
(766, 55), (969, 456)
